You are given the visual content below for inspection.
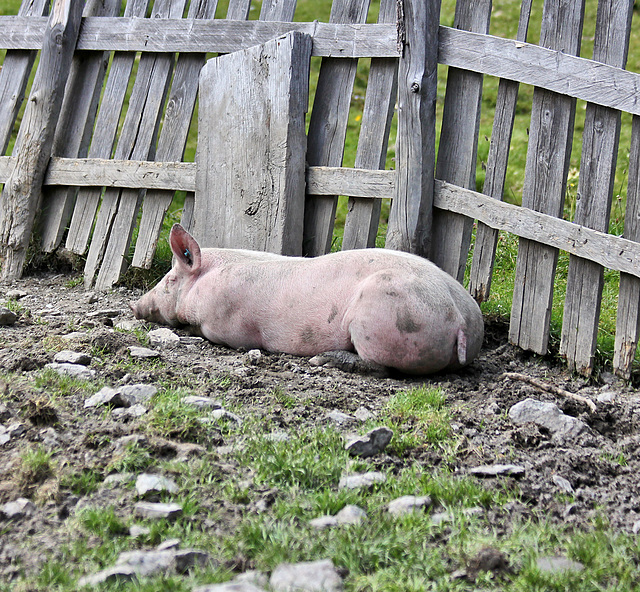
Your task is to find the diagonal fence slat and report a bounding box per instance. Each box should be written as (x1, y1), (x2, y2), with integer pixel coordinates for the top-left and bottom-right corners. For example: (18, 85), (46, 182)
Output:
(39, 0), (122, 253)
(469, 0), (533, 301)
(509, 0), (586, 354)
(560, 0), (634, 375)
(341, 0), (397, 250)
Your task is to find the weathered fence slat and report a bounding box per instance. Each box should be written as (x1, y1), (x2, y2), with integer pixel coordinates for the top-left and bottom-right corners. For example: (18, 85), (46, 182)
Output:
(90, 0), (189, 290)
(39, 0), (122, 253)
(385, 0), (439, 257)
(469, 0), (533, 301)
(131, 0), (218, 269)
(0, 0), (83, 281)
(341, 0), (397, 250)
(194, 31), (312, 254)
(1, 17), (398, 58)
(560, 0), (633, 375)
(302, 0), (371, 257)
(65, 0), (150, 255)
(509, 0), (585, 354)
(0, 0), (50, 155)
(430, 0), (491, 283)
(614, 116), (640, 378)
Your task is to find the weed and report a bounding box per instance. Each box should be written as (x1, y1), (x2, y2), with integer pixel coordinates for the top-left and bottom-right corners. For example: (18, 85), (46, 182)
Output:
(17, 444), (55, 490)
(76, 506), (129, 538)
(107, 442), (155, 474)
(60, 468), (103, 496)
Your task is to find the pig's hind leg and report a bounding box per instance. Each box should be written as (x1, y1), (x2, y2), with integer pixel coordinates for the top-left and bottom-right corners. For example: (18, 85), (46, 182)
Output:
(309, 350), (389, 378)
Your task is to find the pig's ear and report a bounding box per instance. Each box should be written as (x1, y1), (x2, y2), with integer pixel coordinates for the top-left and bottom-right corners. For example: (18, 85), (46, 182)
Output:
(169, 224), (202, 272)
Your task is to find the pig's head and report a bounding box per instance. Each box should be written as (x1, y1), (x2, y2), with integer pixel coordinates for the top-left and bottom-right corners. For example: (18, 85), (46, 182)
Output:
(129, 224), (202, 327)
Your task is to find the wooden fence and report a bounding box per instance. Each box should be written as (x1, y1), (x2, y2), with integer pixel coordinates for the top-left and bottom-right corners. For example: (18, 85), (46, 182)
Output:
(1, 0), (640, 378)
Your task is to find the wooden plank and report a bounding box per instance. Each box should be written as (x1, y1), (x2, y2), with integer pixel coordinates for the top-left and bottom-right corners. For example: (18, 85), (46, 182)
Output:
(433, 180), (640, 279)
(131, 0), (218, 269)
(0, 0), (50, 154)
(385, 0), (440, 256)
(430, 0), (491, 282)
(438, 27), (640, 117)
(91, 0), (189, 290)
(259, 0), (297, 20)
(469, 0), (532, 301)
(65, 0), (150, 254)
(341, 0), (397, 250)
(39, 0), (122, 253)
(0, 0), (83, 280)
(302, 0), (371, 257)
(307, 166), (395, 199)
(509, 0), (585, 355)
(560, 0), (633, 375)
(614, 116), (640, 378)
(194, 31), (312, 254)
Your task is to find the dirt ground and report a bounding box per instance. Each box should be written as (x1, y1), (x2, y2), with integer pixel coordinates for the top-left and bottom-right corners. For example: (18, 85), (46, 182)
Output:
(1, 271), (640, 583)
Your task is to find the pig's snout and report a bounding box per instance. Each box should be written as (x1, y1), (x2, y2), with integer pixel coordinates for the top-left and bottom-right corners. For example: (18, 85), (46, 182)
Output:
(129, 301), (142, 319)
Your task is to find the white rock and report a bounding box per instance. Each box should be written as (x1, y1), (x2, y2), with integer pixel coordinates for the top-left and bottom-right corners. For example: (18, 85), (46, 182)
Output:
(1, 498), (36, 520)
(45, 362), (96, 380)
(148, 328), (180, 349)
(326, 410), (356, 426)
(387, 495), (432, 516)
(134, 502), (183, 520)
(54, 350), (91, 365)
(183, 396), (222, 409)
(338, 471), (386, 490)
(136, 474), (179, 498)
(270, 559), (344, 592)
(128, 346), (160, 359)
(509, 398), (588, 439)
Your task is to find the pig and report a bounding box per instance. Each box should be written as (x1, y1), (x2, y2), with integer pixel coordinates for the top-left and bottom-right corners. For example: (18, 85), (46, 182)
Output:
(129, 224), (484, 375)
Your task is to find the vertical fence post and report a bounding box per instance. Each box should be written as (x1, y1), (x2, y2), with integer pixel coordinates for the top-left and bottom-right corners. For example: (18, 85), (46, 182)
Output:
(0, 0), (83, 280)
(386, 0), (440, 257)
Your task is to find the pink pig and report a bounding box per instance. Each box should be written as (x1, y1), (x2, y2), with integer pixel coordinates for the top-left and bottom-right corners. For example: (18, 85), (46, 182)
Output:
(130, 224), (483, 375)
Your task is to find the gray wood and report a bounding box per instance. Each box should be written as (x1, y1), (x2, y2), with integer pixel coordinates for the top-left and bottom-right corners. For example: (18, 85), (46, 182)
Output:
(614, 116), (640, 378)
(306, 166), (395, 199)
(0, 0), (50, 154)
(302, 0), (371, 257)
(65, 0), (150, 254)
(0, 0), (83, 280)
(194, 31), (312, 255)
(469, 0), (532, 301)
(560, 0), (633, 375)
(132, 0), (219, 270)
(259, 0), (297, 21)
(91, 0), (189, 290)
(438, 27), (640, 117)
(430, 0), (491, 282)
(39, 0), (121, 253)
(509, 0), (585, 354)
(341, 0), (396, 250)
(43, 157), (197, 192)
(385, 0), (439, 256)
(433, 179), (640, 280)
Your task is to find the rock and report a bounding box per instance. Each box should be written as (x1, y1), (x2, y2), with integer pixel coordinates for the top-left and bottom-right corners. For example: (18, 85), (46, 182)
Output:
(128, 346), (161, 359)
(345, 426), (393, 458)
(53, 350), (92, 365)
(5, 289), (27, 300)
(0, 307), (17, 326)
(632, 520), (640, 535)
(129, 524), (151, 537)
(354, 406), (375, 422)
(45, 362), (96, 380)
(552, 474), (574, 494)
(115, 319), (145, 331)
(115, 549), (176, 577)
(310, 505), (367, 529)
(244, 349), (263, 365)
(134, 502), (183, 520)
(6, 422), (26, 438)
(0, 428), (9, 446)
(468, 464), (526, 478)
(84, 291), (99, 304)
(102, 473), (135, 488)
(387, 495), (432, 516)
(148, 328), (180, 349)
(174, 549), (214, 573)
(194, 582), (268, 592)
(270, 559), (344, 592)
(338, 471), (386, 490)
(85, 384), (157, 409)
(78, 565), (137, 587)
(508, 398), (588, 439)
(112, 404), (148, 419)
(596, 391), (615, 404)
(233, 571), (270, 589)
(264, 431), (290, 442)
(61, 331), (89, 342)
(326, 410), (356, 426)
(536, 556), (584, 574)
(1, 498), (36, 520)
(136, 474), (179, 498)
(87, 308), (122, 319)
(183, 395), (222, 409)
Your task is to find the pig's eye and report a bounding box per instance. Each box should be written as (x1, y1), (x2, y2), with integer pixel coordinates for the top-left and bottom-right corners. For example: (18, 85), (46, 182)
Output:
(184, 248), (193, 267)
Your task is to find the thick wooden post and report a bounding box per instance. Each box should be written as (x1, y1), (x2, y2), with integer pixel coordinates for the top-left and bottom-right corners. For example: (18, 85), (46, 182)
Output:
(0, 0), (83, 280)
(385, 0), (440, 257)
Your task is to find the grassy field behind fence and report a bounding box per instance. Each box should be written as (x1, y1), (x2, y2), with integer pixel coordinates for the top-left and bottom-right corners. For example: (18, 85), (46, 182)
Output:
(2, 0), (640, 370)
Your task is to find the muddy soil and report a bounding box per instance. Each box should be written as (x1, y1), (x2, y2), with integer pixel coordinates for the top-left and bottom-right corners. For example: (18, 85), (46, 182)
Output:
(1, 271), (640, 582)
